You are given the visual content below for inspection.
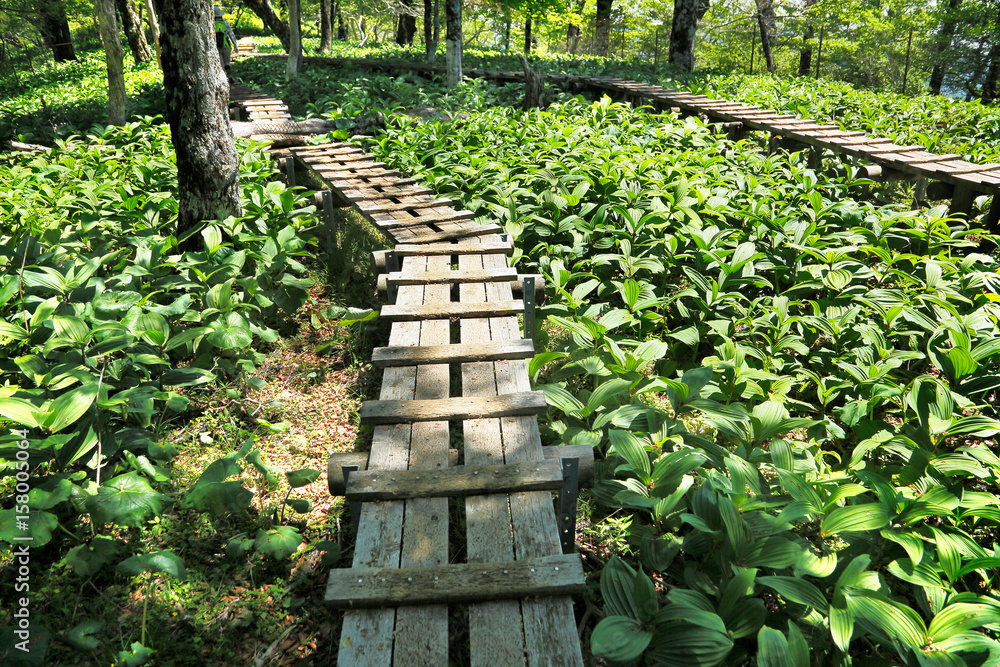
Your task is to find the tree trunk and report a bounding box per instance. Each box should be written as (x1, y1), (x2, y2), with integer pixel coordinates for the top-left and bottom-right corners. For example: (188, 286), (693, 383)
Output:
(754, 0), (776, 73)
(338, 7), (348, 40)
(320, 0), (332, 52)
(669, 0), (709, 71)
(287, 0), (302, 76)
(152, 0), (242, 244)
(243, 0), (290, 52)
(433, 0), (441, 45)
(930, 0), (961, 95)
(594, 0), (612, 57)
(445, 0), (461, 86)
(519, 54), (545, 109)
(502, 12), (511, 50)
(116, 0), (153, 63)
(144, 0), (162, 66)
(797, 0), (815, 76)
(96, 0), (127, 125)
(37, 1), (77, 62)
(396, 0), (416, 45)
(424, 0), (436, 62)
(524, 15), (532, 54)
(982, 7), (1000, 103)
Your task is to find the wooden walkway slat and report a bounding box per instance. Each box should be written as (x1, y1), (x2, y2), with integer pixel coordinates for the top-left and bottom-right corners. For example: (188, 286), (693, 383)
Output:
(372, 338), (535, 367)
(359, 391), (548, 424)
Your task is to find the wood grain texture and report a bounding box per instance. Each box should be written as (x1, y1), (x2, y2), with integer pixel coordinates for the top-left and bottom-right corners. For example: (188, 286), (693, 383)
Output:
(393, 253), (450, 667)
(460, 245), (526, 667)
(372, 338), (535, 367)
(380, 300), (524, 321)
(345, 458), (564, 500)
(326, 554), (585, 608)
(359, 391), (547, 424)
(386, 267), (518, 285)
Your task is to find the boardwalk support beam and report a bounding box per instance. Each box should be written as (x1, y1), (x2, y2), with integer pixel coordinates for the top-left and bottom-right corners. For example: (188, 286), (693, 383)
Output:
(523, 276), (536, 340)
(559, 457), (580, 554)
(284, 156), (296, 188)
(342, 464), (361, 524)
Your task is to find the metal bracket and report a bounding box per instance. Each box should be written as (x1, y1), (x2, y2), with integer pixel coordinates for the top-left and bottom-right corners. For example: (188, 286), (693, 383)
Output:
(322, 190), (338, 252)
(558, 457), (580, 554)
(285, 156), (296, 188)
(342, 464), (361, 525)
(385, 250), (400, 303)
(523, 276), (536, 341)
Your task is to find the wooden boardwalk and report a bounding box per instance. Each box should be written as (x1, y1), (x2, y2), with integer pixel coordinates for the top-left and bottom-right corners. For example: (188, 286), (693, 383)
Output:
(245, 49), (999, 225)
(230, 89), (588, 666)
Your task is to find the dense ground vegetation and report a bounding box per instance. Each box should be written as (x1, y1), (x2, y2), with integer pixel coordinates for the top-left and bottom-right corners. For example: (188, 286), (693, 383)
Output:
(3, 39), (1000, 665)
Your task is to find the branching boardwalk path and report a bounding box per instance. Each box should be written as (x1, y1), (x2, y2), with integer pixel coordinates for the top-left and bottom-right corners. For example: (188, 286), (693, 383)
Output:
(247, 49), (1000, 226)
(230, 90), (589, 666)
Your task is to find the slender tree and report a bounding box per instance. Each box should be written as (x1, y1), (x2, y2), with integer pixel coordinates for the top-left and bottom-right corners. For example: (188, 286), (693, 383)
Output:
(96, 0), (127, 124)
(116, 0), (153, 63)
(930, 0), (962, 95)
(424, 0), (436, 61)
(242, 0), (290, 51)
(445, 0), (461, 86)
(152, 0), (242, 243)
(594, 0), (611, 56)
(144, 0), (162, 66)
(797, 0), (816, 76)
(320, 0), (333, 52)
(287, 0), (302, 76)
(755, 0), (776, 72)
(983, 4), (1000, 103)
(669, 0), (709, 71)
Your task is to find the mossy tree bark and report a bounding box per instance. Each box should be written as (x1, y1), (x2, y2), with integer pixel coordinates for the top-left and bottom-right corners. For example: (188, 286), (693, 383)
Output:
(153, 0), (242, 244)
(668, 0), (709, 72)
(116, 0), (153, 63)
(754, 0), (776, 73)
(930, 0), (961, 95)
(144, 0), (162, 66)
(424, 0), (436, 62)
(96, 0), (127, 125)
(287, 0), (302, 77)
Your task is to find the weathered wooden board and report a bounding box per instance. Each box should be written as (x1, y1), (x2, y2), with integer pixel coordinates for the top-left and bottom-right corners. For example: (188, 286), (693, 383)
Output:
(372, 338), (535, 367)
(391, 240), (514, 256)
(359, 391), (548, 424)
(375, 209), (476, 229)
(326, 554), (585, 608)
(345, 458), (564, 501)
(393, 253), (451, 667)
(380, 299), (524, 321)
(358, 198), (456, 214)
(386, 267), (518, 285)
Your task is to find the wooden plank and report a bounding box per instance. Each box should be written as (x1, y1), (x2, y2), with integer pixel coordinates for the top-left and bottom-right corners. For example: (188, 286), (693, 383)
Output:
(372, 338), (535, 367)
(460, 244), (527, 667)
(345, 458), (564, 501)
(359, 391), (547, 424)
(341, 185), (435, 200)
(358, 198), (456, 214)
(392, 240), (514, 256)
(480, 251), (583, 667)
(854, 144), (924, 155)
(337, 258), (423, 665)
(393, 253), (451, 666)
(326, 554), (585, 608)
(374, 209), (476, 229)
(380, 299), (524, 321)
(386, 267), (518, 285)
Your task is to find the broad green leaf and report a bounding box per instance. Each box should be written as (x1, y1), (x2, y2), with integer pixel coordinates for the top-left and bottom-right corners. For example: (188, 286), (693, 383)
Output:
(926, 603), (1000, 643)
(590, 616), (652, 662)
(847, 590), (926, 649)
(160, 368), (216, 387)
(0, 397), (44, 428)
(286, 468), (321, 488)
(0, 509), (58, 547)
(44, 383), (98, 432)
(64, 536), (119, 577)
(117, 550), (186, 580)
(756, 626), (793, 667)
(254, 525), (303, 559)
(65, 620), (104, 651)
(86, 472), (163, 527)
(0, 320), (29, 340)
(608, 429), (651, 478)
(757, 575), (828, 610)
(821, 503), (890, 536)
